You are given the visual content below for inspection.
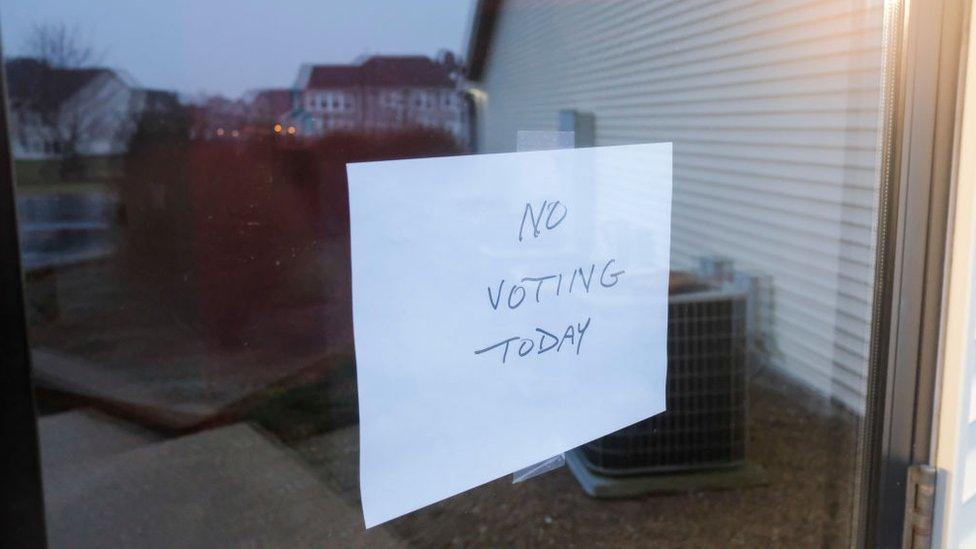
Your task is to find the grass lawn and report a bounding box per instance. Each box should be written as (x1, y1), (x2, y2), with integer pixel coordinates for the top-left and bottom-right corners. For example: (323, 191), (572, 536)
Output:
(14, 156), (123, 194)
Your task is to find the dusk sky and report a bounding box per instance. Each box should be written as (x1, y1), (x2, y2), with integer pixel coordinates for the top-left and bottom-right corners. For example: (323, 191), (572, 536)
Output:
(0, 0), (475, 98)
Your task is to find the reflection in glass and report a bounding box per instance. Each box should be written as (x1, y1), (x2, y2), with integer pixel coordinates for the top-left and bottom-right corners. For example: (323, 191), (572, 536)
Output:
(5, 0), (887, 545)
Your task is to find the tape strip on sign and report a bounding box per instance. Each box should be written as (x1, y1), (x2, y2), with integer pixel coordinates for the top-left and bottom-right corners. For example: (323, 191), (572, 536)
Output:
(509, 128), (576, 484)
(347, 142), (673, 528)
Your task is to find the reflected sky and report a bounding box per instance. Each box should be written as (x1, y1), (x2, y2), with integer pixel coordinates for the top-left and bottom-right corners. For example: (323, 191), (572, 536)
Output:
(0, 0), (474, 97)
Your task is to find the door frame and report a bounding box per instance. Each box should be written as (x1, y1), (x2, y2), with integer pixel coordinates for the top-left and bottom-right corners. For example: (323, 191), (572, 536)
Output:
(858, 0), (970, 547)
(0, 40), (48, 547)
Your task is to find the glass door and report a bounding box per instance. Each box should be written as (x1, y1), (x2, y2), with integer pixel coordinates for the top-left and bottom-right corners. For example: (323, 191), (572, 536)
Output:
(0, 0), (961, 546)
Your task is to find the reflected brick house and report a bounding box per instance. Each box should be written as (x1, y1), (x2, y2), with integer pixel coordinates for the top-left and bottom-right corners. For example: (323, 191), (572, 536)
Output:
(282, 53), (466, 141)
(187, 96), (248, 140)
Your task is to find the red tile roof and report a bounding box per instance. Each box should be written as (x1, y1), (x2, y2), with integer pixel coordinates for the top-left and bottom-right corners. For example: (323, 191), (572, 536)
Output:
(306, 65), (361, 88)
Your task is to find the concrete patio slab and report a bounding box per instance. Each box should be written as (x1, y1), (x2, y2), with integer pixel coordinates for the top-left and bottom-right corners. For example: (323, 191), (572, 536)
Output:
(43, 422), (401, 548)
(38, 408), (162, 476)
(31, 348), (335, 431)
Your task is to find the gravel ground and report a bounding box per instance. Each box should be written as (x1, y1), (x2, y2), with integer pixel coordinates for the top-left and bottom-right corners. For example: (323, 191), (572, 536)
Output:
(297, 372), (859, 548)
(29, 258), (861, 546)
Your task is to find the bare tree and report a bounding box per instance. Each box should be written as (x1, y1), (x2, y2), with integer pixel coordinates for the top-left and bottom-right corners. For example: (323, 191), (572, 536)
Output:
(11, 23), (121, 178)
(25, 22), (100, 69)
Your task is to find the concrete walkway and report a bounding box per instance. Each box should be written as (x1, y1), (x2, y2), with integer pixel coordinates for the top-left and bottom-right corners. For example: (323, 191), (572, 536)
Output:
(31, 347), (332, 430)
(39, 411), (400, 548)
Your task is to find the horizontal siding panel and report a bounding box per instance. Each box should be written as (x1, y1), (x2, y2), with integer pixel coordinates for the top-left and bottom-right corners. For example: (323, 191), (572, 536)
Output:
(677, 143), (879, 176)
(678, 159), (879, 200)
(559, 0), (878, 63)
(598, 124), (880, 148)
(775, 339), (869, 405)
(559, 51), (883, 98)
(674, 178), (874, 231)
(671, 191), (876, 257)
(491, 70), (884, 110)
(550, 9), (883, 84)
(667, 225), (875, 323)
(596, 92), (884, 117)
(677, 173), (877, 218)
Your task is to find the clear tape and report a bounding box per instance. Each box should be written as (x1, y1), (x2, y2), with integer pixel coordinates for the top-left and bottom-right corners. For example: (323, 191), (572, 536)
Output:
(511, 129), (575, 484)
(516, 130), (575, 151)
(512, 453), (566, 483)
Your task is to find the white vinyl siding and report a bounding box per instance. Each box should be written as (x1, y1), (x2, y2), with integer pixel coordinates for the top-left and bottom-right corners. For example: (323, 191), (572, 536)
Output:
(475, 0), (885, 411)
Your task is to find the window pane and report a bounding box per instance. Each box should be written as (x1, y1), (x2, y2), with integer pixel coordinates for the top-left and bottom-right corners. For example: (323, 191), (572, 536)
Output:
(4, 0), (892, 546)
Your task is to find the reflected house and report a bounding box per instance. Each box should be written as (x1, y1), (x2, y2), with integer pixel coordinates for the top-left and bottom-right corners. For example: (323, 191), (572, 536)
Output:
(243, 88), (295, 135)
(465, 1), (883, 413)
(5, 58), (144, 160)
(281, 53), (467, 142)
(190, 89), (292, 141)
(5, 58), (179, 290)
(187, 95), (248, 140)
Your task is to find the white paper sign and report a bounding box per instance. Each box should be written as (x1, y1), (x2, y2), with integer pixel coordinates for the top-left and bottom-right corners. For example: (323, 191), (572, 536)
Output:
(348, 142), (672, 527)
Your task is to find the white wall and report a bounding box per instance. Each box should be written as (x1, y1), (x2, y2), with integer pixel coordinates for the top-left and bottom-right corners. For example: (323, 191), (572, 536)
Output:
(65, 73), (139, 156)
(934, 5), (976, 544)
(474, 0), (886, 410)
(12, 72), (139, 160)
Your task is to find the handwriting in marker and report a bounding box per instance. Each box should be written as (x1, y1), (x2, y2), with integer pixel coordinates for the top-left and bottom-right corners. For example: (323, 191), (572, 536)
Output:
(477, 197), (623, 365)
(518, 200), (568, 242)
(474, 318), (592, 364)
(484, 259), (625, 311)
